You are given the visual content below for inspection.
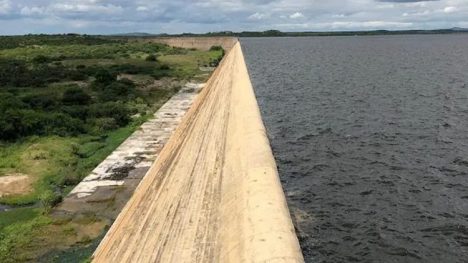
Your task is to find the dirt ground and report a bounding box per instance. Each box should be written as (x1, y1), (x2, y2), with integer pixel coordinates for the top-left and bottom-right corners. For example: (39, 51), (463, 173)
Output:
(0, 174), (33, 197)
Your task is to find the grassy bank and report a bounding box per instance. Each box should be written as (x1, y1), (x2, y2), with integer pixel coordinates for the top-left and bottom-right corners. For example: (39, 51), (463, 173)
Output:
(0, 104), (155, 263)
(0, 35), (223, 262)
(0, 127), (139, 262)
(0, 118), (148, 206)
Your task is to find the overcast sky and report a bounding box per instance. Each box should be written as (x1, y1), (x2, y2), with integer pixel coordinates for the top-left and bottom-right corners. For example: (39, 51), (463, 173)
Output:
(0, 0), (467, 35)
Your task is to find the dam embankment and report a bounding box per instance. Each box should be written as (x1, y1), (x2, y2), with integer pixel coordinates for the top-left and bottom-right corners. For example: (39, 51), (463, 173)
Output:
(149, 36), (238, 51)
(92, 39), (304, 262)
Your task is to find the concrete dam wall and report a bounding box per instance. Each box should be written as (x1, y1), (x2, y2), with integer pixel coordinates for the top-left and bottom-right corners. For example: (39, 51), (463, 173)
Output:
(149, 36), (238, 51)
(92, 39), (304, 262)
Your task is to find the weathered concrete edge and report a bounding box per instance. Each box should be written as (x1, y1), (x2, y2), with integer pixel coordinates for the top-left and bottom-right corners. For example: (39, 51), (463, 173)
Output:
(93, 37), (304, 262)
(219, 41), (304, 262)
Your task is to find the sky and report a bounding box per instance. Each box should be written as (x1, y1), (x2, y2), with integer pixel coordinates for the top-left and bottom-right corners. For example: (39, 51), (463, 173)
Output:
(0, 0), (467, 35)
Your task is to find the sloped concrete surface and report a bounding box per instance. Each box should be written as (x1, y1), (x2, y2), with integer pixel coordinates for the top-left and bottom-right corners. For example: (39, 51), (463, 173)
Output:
(92, 41), (304, 262)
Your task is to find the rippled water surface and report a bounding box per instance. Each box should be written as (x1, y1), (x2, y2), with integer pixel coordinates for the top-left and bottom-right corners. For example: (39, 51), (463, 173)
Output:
(241, 36), (468, 262)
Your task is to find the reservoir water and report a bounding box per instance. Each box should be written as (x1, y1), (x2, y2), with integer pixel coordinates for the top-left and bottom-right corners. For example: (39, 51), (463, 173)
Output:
(242, 35), (468, 262)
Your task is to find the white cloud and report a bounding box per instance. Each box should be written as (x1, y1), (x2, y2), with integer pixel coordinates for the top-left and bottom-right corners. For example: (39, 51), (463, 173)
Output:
(248, 12), (268, 21)
(1, 0), (468, 34)
(20, 6), (45, 16)
(136, 6), (149, 12)
(444, 6), (457, 13)
(51, 3), (123, 14)
(289, 12), (305, 19)
(0, 0), (11, 15)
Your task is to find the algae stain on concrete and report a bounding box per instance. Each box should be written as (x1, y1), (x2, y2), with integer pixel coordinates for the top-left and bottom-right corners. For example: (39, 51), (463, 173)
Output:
(54, 82), (204, 220)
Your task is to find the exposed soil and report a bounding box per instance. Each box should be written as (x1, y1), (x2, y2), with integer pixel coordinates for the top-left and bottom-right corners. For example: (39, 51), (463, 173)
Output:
(0, 173), (33, 197)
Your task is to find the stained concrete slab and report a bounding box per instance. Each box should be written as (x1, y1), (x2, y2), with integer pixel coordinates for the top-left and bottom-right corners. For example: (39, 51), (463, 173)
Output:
(54, 83), (204, 220)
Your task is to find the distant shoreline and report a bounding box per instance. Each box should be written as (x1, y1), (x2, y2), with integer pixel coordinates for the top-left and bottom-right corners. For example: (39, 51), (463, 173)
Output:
(2, 28), (468, 38)
(153, 28), (468, 38)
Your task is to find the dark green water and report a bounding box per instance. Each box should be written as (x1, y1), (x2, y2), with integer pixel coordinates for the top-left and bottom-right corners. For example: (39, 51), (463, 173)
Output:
(242, 35), (468, 263)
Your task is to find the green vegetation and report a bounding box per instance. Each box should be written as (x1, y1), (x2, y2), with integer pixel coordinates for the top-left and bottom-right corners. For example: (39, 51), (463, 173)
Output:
(0, 34), (223, 262)
(0, 36), (223, 141)
(0, 34), (118, 50)
(0, 207), (40, 232)
(207, 46), (225, 67)
(0, 213), (52, 262)
(145, 54), (158, 61)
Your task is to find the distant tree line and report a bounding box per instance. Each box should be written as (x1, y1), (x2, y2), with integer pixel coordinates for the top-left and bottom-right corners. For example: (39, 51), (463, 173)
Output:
(155, 28), (468, 38)
(0, 34), (119, 50)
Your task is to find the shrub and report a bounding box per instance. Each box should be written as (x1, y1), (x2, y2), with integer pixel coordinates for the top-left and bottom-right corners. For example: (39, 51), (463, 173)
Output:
(88, 101), (130, 126)
(209, 46), (225, 67)
(0, 92), (26, 111)
(32, 55), (50, 64)
(62, 173), (81, 186)
(39, 190), (62, 214)
(0, 59), (29, 87)
(128, 97), (149, 115)
(0, 109), (25, 140)
(67, 70), (88, 81)
(22, 93), (59, 110)
(159, 64), (170, 70)
(97, 79), (136, 102)
(61, 105), (89, 120)
(151, 70), (170, 80)
(94, 69), (116, 85)
(145, 54), (157, 62)
(0, 109), (85, 140)
(0, 59), (84, 87)
(166, 47), (186, 55)
(27, 112), (84, 137)
(62, 87), (92, 105)
(109, 64), (154, 75)
(48, 113), (84, 136)
(209, 45), (223, 51)
(88, 117), (118, 133)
